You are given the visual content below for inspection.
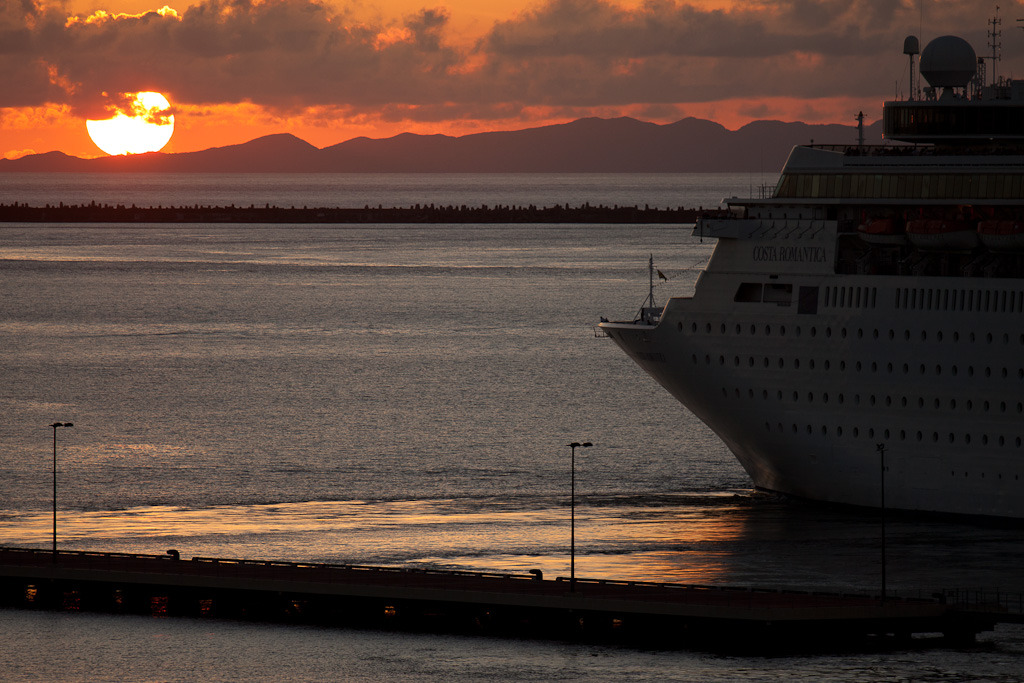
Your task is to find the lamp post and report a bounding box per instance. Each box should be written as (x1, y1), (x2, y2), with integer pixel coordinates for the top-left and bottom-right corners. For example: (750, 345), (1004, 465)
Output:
(877, 442), (887, 604)
(567, 441), (592, 591)
(51, 422), (73, 558)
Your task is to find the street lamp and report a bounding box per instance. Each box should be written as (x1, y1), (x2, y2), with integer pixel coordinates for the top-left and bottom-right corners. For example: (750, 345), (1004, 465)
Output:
(877, 442), (887, 604)
(567, 441), (592, 591)
(51, 422), (73, 557)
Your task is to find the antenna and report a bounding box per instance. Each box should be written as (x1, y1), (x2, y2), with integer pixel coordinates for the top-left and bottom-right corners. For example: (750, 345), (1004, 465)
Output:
(856, 111), (865, 147)
(987, 8), (1002, 85)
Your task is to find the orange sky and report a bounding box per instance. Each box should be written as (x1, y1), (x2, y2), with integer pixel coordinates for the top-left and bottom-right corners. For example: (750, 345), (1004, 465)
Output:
(1, 0), (1017, 159)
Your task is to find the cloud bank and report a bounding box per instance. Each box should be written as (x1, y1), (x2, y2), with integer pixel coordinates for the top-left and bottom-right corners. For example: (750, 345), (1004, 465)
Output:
(0, 0), (1012, 124)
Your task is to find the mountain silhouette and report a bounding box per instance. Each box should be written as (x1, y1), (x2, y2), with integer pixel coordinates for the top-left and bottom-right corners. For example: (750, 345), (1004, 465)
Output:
(1, 117), (882, 173)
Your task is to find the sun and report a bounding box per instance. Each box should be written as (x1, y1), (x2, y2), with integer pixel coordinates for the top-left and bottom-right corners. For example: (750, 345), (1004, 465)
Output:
(86, 92), (175, 156)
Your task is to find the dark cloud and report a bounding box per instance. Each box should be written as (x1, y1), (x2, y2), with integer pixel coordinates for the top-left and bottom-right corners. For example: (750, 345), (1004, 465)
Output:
(0, 0), (1016, 121)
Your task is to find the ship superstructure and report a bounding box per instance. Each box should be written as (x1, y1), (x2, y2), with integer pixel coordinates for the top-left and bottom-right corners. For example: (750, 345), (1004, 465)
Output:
(601, 32), (1024, 518)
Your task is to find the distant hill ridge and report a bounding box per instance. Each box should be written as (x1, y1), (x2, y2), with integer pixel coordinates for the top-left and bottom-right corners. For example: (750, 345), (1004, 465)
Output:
(1, 116), (883, 173)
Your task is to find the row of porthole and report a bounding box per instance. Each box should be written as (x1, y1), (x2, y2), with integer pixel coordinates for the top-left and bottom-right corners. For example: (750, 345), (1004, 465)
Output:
(761, 419), (1024, 452)
(696, 352), (1024, 381)
(685, 320), (1024, 346)
(723, 385), (1024, 415)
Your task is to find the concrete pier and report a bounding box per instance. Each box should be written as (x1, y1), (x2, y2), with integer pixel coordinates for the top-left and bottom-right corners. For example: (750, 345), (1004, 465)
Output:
(0, 547), (1008, 651)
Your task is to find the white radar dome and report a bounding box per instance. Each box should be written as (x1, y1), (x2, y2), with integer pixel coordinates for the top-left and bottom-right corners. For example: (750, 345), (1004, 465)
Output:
(919, 35), (977, 88)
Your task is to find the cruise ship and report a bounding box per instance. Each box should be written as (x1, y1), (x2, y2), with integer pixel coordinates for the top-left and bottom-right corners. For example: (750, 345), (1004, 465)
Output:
(600, 31), (1024, 518)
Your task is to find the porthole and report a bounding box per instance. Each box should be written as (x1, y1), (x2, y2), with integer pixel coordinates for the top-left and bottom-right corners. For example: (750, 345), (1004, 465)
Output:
(953, 331), (960, 342)
(985, 367), (992, 378)
(679, 322), (684, 332)
(873, 329), (879, 339)
(750, 324), (756, 335)
(809, 359), (816, 370)
(868, 428), (875, 438)
(968, 366), (975, 377)
(904, 330), (910, 341)
(840, 361), (846, 371)
(965, 434), (972, 445)
(884, 429), (891, 439)
(856, 361), (862, 371)
(888, 329), (895, 340)
(823, 393), (830, 404)
(837, 426), (843, 436)
(841, 328), (848, 339)
(967, 400), (973, 410)
(780, 325), (786, 336)
(932, 432), (939, 443)
(869, 395), (876, 406)
(826, 327), (832, 338)
(986, 333), (993, 343)
(766, 325), (772, 336)
(984, 400), (991, 411)
(886, 362), (893, 373)
(794, 359), (800, 369)
(735, 324), (742, 334)
(970, 332), (976, 342)
(916, 431), (923, 442)
(902, 363), (909, 374)
(885, 396), (892, 407)
(763, 357), (770, 368)
(937, 331), (943, 341)
(778, 358), (784, 369)
(748, 357), (755, 367)
(900, 397), (908, 407)
(871, 362), (878, 372)
(921, 330), (927, 341)
(949, 433), (955, 444)
(810, 327), (817, 337)
(734, 356), (740, 367)
(720, 323), (726, 334)
(719, 355), (725, 365)
(824, 360), (831, 370)
(952, 365), (958, 376)
(857, 328), (864, 339)
(763, 389), (769, 399)
(853, 427), (860, 437)
(706, 323), (712, 333)
(691, 354), (698, 364)
(899, 430), (906, 440)
(792, 391), (799, 401)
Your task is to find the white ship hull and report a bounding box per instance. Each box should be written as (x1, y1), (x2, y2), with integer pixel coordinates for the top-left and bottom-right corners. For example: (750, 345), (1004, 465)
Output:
(603, 270), (1024, 518)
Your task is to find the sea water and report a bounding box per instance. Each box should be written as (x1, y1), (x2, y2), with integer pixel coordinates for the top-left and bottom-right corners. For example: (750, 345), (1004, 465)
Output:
(1, 173), (1023, 681)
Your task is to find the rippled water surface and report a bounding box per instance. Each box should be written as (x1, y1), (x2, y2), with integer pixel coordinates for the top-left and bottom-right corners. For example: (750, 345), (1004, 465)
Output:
(2, 174), (1023, 681)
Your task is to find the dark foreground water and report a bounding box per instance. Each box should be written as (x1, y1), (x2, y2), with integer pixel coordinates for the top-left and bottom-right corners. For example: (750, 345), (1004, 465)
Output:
(1, 174), (1023, 681)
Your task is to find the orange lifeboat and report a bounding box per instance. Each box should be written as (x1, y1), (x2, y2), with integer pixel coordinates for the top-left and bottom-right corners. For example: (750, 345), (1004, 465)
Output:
(906, 218), (978, 251)
(857, 217), (905, 245)
(977, 219), (1024, 251)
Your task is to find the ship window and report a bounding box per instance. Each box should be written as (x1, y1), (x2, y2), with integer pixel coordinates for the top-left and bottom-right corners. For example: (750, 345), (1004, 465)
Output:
(764, 284), (793, 305)
(734, 282), (762, 302)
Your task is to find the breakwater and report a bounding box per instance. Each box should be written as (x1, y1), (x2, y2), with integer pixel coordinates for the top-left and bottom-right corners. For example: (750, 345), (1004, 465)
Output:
(0, 547), (1009, 652)
(0, 203), (719, 224)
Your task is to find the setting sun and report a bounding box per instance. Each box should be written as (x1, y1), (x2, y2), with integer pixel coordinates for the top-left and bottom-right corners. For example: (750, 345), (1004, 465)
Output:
(86, 91), (175, 156)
